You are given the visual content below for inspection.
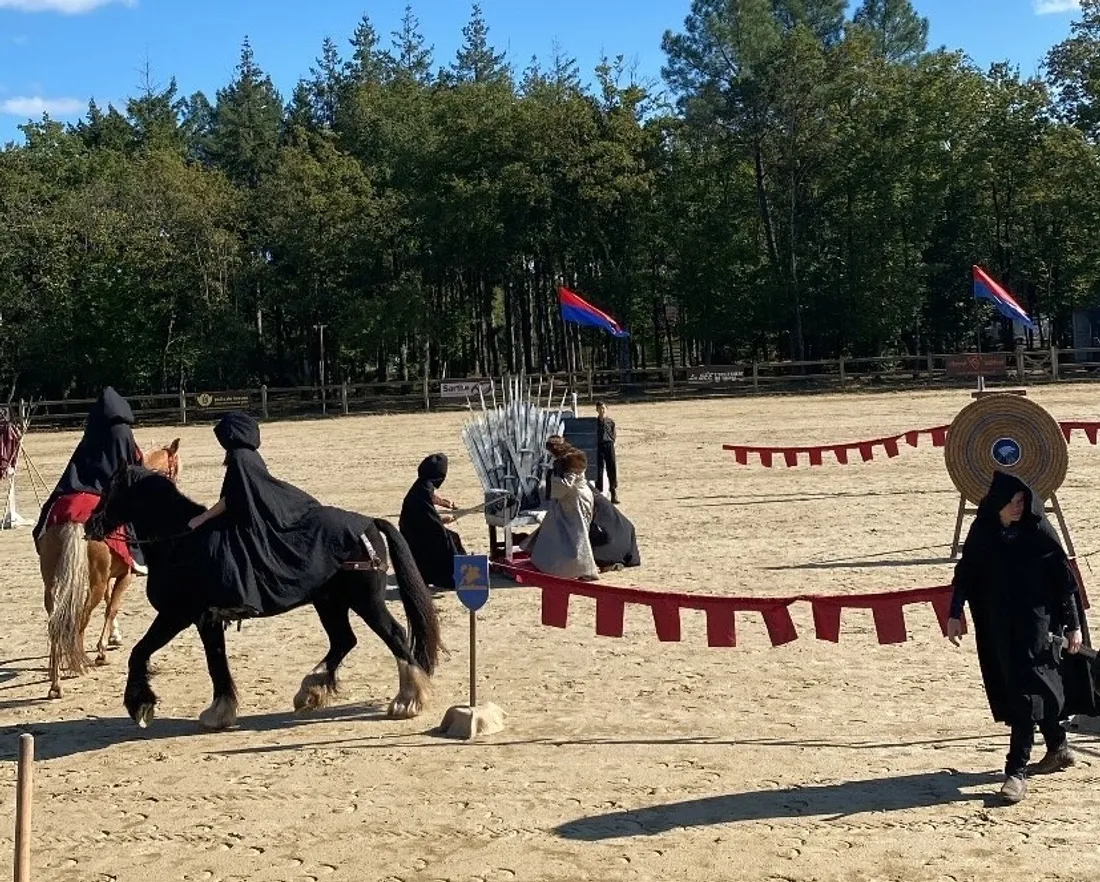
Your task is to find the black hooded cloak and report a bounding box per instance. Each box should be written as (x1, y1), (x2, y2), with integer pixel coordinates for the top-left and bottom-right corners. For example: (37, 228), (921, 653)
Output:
(589, 493), (641, 568)
(950, 471), (1083, 724)
(33, 387), (142, 547)
(399, 453), (465, 589)
(197, 412), (372, 616)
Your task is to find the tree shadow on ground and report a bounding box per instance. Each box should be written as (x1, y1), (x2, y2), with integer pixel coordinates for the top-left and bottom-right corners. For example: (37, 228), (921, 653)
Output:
(554, 769), (1002, 839)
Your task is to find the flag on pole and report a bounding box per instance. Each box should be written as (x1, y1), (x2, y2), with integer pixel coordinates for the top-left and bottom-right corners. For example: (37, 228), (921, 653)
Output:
(972, 265), (1037, 331)
(558, 287), (629, 338)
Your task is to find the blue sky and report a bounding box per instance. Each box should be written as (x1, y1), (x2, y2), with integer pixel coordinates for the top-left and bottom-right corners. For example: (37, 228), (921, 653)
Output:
(0, 0), (1088, 144)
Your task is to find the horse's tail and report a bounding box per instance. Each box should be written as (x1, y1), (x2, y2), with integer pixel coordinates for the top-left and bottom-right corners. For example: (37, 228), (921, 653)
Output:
(47, 522), (90, 676)
(373, 518), (443, 675)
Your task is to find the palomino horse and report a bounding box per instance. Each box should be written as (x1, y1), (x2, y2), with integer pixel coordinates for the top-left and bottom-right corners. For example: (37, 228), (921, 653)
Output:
(39, 439), (181, 699)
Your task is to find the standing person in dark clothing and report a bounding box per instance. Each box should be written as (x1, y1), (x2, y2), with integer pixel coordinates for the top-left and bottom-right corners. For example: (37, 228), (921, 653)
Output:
(595, 401), (619, 504)
(399, 453), (467, 589)
(947, 470), (1084, 805)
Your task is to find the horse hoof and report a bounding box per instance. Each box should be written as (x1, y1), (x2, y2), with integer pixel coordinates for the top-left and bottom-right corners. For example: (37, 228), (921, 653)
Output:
(95, 653), (108, 666)
(47, 686), (61, 700)
(108, 635), (123, 649)
(199, 697), (238, 731)
(134, 704), (155, 728)
(387, 697), (421, 719)
(293, 673), (333, 713)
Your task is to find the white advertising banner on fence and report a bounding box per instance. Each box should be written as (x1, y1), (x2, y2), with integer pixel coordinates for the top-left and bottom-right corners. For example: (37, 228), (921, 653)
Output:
(440, 380), (488, 400)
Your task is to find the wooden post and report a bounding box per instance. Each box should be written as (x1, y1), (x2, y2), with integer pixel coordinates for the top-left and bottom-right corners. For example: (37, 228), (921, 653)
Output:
(587, 365), (594, 401)
(14, 732), (33, 882)
(1016, 346), (1025, 381)
(341, 381), (349, 416)
(423, 375), (430, 412)
(469, 610), (477, 708)
(927, 351), (934, 380)
(261, 385), (269, 419)
(178, 388), (187, 425)
(1051, 346), (1060, 380)
(752, 362), (759, 390)
(838, 356), (846, 389)
(668, 363), (674, 396)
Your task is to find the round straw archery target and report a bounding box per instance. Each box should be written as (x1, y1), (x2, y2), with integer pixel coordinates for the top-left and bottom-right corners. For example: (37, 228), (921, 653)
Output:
(945, 394), (1068, 505)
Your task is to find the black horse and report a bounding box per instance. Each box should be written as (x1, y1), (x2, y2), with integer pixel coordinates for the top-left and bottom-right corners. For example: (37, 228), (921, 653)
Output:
(85, 464), (443, 731)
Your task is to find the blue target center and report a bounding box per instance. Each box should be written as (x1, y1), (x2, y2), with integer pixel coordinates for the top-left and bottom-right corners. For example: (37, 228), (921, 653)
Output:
(992, 437), (1022, 467)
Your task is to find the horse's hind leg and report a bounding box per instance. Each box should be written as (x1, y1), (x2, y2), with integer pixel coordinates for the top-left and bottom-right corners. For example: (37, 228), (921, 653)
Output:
(83, 544), (112, 666)
(197, 620), (238, 731)
(347, 571), (430, 719)
(295, 593), (356, 713)
(98, 559), (132, 659)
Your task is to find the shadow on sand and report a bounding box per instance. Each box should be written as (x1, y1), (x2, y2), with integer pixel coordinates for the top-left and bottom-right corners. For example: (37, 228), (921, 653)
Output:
(554, 769), (1003, 839)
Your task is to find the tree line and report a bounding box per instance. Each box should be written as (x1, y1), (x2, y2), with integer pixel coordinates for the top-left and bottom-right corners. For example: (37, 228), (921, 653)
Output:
(4, 0), (1100, 399)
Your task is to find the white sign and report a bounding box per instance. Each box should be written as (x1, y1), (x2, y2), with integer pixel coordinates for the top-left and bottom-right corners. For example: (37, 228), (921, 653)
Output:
(440, 380), (487, 400)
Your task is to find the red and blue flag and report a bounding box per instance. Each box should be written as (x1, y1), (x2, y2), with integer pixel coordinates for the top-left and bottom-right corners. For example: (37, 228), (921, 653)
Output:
(973, 265), (1036, 331)
(558, 287), (629, 338)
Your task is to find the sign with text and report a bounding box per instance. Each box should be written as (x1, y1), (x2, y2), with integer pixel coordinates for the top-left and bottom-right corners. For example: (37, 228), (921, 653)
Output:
(454, 554), (490, 612)
(193, 392), (251, 410)
(687, 365), (746, 384)
(440, 380), (488, 400)
(944, 354), (1008, 378)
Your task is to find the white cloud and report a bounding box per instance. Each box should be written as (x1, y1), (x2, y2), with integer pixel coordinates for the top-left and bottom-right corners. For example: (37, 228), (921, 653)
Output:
(1034, 0), (1079, 14)
(1, 96), (85, 117)
(0, 0), (133, 13)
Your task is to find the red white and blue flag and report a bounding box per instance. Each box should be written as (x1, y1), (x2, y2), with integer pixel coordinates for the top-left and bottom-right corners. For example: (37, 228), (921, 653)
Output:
(558, 286), (629, 338)
(973, 265), (1036, 331)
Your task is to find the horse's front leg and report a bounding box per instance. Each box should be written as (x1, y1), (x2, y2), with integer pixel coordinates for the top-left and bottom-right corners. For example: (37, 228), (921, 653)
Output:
(124, 611), (191, 728)
(197, 619), (238, 731)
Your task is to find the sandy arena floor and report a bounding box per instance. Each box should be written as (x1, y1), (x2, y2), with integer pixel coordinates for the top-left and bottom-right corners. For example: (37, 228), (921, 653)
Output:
(1, 387), (1099, 881)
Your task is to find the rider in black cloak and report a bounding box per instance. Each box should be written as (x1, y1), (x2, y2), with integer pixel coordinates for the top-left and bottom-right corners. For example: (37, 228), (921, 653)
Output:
(33, 387), (146, 570)
(948, 470), (1087, 803)
(399, 453), (466, 589)
(188, 412), (373, 617)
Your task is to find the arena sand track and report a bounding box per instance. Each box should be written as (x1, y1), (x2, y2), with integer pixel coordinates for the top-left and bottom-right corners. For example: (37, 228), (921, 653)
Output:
(1, 387), (1099, 882)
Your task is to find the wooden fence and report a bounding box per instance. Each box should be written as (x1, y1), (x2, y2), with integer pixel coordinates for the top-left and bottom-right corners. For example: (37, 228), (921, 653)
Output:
(13, 346), (1100, 429)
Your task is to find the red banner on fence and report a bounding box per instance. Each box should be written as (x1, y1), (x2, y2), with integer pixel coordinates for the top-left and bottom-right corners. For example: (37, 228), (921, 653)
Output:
(723, 421), (1100, 468)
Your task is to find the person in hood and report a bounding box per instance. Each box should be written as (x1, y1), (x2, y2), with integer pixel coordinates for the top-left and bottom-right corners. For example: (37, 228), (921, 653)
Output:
(399, 453), (466, 589)
(947, 470), (1084, 805)
(187, 412), (371, 616)
(589, 492), (641, 572)
(33, 387), (147, 573)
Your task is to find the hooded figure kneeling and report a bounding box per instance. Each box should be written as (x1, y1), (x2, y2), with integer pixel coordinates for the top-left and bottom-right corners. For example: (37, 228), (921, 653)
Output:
(399, 453), (467, 589)
(947, 470), (1086, 805)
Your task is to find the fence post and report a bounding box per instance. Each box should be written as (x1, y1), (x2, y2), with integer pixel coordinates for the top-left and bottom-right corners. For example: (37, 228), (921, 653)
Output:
(341, 381), (349, 416)
(752, 362), (759, 390)
(587, 366), (594, 401)
(1016, 346), (1025, 381)
(1051, 346), (1060, 381)
(261, 385), (269, 419)
(178, 389), (187, 425)
(838, 356), (846, 389)
(668, 363), (674, 396)
(927, 351), (934, 381)
(423, 375), (430, 412)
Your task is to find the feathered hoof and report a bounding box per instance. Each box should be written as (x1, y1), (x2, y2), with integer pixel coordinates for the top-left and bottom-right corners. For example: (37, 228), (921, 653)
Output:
(293, 672), (335, 713)
(198, 696), (238, 731)
(134, 703), (155, 729)
(387, 696), (422, 719)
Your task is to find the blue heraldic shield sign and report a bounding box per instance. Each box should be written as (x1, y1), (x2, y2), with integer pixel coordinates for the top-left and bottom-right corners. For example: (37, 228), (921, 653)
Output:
(454, 554), (490, 612)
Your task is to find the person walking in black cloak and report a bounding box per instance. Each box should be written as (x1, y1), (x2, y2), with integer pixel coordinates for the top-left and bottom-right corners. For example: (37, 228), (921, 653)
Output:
(33, 386), (148, 575)
(399, 453), (466, 590)
(947, 470), (1084, 804)
(186, 412), (374, 616)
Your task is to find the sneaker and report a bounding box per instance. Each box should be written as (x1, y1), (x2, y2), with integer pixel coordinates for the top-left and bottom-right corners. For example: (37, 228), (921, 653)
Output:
(999, 775), (1027, 804)
(1029, 745), (1076, 775)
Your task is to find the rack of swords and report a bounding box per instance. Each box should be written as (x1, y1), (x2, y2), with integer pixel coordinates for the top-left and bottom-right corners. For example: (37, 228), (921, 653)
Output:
(461, 375), (572, 529)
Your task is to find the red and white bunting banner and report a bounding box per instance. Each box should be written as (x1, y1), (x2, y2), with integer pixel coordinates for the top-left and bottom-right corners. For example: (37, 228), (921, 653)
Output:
(724, 421), (1100, 468)
(489, 558), (1090, 648)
